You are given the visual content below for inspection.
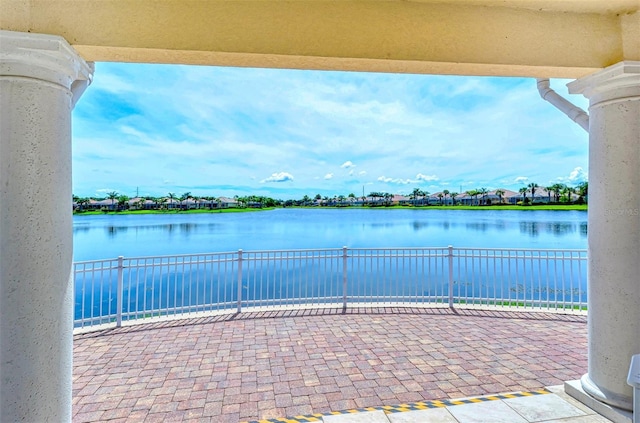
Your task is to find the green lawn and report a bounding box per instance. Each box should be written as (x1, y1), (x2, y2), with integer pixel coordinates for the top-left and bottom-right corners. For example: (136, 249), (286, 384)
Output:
(412, 204), (587, 211)
(74, 207), (274, 215)
(74, 204), (587, 215)
(300, 204), (587, 211)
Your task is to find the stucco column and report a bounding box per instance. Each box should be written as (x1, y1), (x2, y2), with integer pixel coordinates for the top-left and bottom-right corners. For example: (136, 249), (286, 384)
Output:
(568, 61), (640, 412)
(0, 31), (92, 421)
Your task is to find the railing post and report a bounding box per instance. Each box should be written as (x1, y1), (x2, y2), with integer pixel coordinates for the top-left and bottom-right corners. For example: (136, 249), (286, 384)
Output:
(448, 246), (454, 308)
(237, 249), (243, 313)
(342, 246), (348, 309)
(116, 256), (124, 327)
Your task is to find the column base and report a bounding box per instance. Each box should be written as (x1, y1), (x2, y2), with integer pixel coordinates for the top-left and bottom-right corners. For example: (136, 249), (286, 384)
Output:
(564, 379), (632, 423)
(580, 374), (633, 411)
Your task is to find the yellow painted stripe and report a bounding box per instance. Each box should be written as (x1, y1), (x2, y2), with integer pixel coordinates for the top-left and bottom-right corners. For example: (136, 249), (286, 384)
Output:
(242, 390), (552, 423)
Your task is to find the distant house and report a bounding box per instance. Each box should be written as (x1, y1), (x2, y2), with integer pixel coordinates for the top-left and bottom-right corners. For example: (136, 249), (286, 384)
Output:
(194, 198), (217, 209)
(392, 194), (410, 205)
(95, 198), (116, 210)
(456, 189), (517, 205)
(484, 189), (518, 205)
(506, 188), (561, 204)
(428, 192), (455, 205)
(180, 197), (197, 210)
(128, 197), (157, 210)
(164, 198), (180, 209)
(218, 197), (239, 208)
(456, 193), (474, 205)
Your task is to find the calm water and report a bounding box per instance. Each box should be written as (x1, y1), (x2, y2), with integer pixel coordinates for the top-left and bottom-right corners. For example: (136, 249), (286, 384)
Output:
(73, 208), (587, 261)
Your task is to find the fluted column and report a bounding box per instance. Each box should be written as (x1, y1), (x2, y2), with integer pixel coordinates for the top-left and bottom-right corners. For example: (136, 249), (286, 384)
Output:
(0, 30), (93, 422)
(568, 61), (640, 412)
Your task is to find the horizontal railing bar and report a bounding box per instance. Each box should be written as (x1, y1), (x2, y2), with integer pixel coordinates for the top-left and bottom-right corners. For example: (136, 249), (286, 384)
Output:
(73, 246), (588, 330)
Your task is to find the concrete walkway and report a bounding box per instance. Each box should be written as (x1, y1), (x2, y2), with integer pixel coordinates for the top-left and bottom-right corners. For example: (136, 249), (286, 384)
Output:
(316, 386), (612, 422)
(73, 307), (588, 423)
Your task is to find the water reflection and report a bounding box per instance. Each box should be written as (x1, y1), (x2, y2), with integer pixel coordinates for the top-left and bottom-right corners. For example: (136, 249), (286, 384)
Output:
(547, 222), (575, 236)
(412, 221), (429, 231)
(520, 221), (540, 237)
(73, 209), (588, 261)
(406, 217), (587, 239)
(518, 221), (584, 238)
(466, 222), (489, 232)
(104, 223), (217, 238)
(73, 225), (91, 234)
(368, 222), (395, 228)
(580, 222), (588, 236)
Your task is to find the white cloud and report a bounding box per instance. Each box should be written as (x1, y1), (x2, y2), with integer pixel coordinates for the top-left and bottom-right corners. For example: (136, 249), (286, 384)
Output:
(557, 167), (588, 184)
(377, 176), (413, 185)
(514, 176), (529, 184)
(359, 171), (367, 176)
(416, 174), (439, 182)
(377, 173), (439, 185)
(341, 161), (355, 169)
(260, 172), (294, 183)
(324, 173), (333, 180)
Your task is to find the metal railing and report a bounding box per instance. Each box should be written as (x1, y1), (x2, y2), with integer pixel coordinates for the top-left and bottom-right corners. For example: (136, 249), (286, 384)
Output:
(73, 246), (588, 329)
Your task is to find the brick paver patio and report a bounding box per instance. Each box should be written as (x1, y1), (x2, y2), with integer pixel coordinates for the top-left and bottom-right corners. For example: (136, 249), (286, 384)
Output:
(72, 307), (587, 423)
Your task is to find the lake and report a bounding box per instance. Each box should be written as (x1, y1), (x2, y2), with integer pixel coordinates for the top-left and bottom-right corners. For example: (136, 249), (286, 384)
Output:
(73, 208), (587, 261)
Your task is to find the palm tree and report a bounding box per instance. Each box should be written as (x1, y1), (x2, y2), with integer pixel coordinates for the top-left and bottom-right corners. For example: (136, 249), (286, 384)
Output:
(107, 191), (119, 210)
(117, 195), (129, 211)
(180, 192), (192, 210)
(495, 189), (505, 204)
(477, 188), (488, 205)
(528, 182), (539, 203)
(442, 189), (450, 205)
(437, 193), (443, 205)
(421, 190), (430, 206)
(562, 186), (576, 203)
(348, 193), (356, 205)
(465, 190), (477, 206)
(450, 192), (458, 206)
(158, 197), (168, 210)
(235, 195), (247, 208)
(519, 187), (528, 203)
(577, 182), (588, 204)
(410, 188), (422, 206)
(76, 197), (90, 211)
(545, 183), (564, 203)
(167, 192), (177, 209)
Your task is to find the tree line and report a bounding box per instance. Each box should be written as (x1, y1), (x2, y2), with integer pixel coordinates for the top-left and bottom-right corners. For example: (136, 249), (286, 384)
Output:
(73, 191), (282, 211)
(74, 181), (588, 211)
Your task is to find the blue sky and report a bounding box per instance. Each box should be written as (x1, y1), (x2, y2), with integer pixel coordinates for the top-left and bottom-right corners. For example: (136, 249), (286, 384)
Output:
(72, 62), (588, 200)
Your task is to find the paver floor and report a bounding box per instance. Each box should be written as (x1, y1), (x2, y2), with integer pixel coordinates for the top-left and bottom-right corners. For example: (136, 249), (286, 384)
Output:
(72, 307), (588, 423)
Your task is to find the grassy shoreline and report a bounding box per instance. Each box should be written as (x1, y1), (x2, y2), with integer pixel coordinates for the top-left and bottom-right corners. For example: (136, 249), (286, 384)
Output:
(74, 207), (275, 215)
(380, 204), (588, 211)
(74, 204), (586, 215)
